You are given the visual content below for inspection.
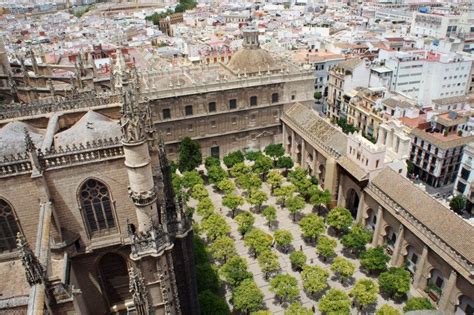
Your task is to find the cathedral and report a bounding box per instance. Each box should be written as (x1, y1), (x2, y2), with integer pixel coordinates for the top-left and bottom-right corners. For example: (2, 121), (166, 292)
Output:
(0, 28), (314, 314)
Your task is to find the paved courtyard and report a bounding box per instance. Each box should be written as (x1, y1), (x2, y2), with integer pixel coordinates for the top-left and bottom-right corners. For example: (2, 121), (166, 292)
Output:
(190, 165), (419, 314)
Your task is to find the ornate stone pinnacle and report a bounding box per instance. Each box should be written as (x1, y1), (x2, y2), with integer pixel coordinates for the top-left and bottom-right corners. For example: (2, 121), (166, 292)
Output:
(128, 266), (149, 315)
(16, 232), (45, 286)
(24, 128), (36, 153)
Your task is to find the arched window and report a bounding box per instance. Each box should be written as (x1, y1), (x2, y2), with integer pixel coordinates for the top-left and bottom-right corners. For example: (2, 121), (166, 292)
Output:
(79, 179), (116, 237)
(0, 199), (21, 253)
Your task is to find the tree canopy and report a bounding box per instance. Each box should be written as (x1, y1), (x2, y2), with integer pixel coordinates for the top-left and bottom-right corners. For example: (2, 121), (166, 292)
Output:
(269, 274), (299, 304)
(450, 194), (466, 214)
(266, 170), (284, 193)
(253, 155), (273, 178)
(262, 206), (277, 227)
(196, 197), (215, 218)
(232, 279), (264, 314)
(274, 184), (296, 207)
(301, 265), (329, 295)
(341, 224), (372, 254)
(178, 137), (202, 172)
(276, 156), (294, 171)
(247, 189), (268, 212)
(264, 143), (285, 161)
(207, 165), (228, 184)
(191, 183), (209, 201)
(376, 304), (400, 315)
(204, 156), (220, 169)
(318, 289), (351, 315)
(286, 195), (305, 221)
(216, 178), (236, 194)
(359, 246), (390, 273)
(202, 214), (230, 241)
(236, 173), (262, 191)
(284, 302), (312, 315)
(244, 228), (273, 257)
(223, 150), (245, 168)
(274, 230), (293, 252)
(331, 257), (356, 283)
(229, 162), (251, 178)
(222, 193), (244, 218)
(403, 297), (434, 312)
(299, 213), (325, 241)
(220, 256), (252, 287)
(316, 236), (337, 261)
(209, 236), (237, 264)
(235, 211), (255, 236)
(289, 250), (307, 272)
(350, 279), (379, 308)
(181, 170), (204, 189)
(198, 290), (230, 315)
(257, 250), (280, 279)
(327, 207), (353, 232)
(378, 267), (411, 299)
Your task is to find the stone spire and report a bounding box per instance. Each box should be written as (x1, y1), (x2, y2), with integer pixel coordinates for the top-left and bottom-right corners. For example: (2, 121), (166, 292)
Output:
(16, 233), (45, 286)
(242, 27), (260, 49)
(24, 128), (42, 176)
(120, 89), (147, 144)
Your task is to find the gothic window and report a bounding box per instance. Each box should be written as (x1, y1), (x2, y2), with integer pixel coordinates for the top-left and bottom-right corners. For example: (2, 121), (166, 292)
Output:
(162, 108), (171, 119)
(79, 179), (116, 237)
(250, 96), (258, 106)
(0, 199), (21, 253)
(185, 105), (193, 116)
(271, 93), (279, 103)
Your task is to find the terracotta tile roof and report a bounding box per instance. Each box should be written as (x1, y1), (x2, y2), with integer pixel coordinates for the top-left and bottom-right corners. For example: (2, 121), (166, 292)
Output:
(337, 58), (363, 71)
(371, 168), (474, 264)
(283, 103), (347, 157)
(338, 156), (368, 181)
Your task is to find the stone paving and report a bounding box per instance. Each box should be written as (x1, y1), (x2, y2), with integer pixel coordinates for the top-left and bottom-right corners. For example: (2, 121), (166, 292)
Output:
(193, 170), (409, 314)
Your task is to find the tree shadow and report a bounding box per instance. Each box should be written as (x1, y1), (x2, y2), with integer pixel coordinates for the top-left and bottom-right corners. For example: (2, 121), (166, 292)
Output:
(341, 247), (358, 259)
(305, 287), (329, 301)
(269, 220), (280, 231)
(277, 244), (294, 255)
(317, 254), (334, 265)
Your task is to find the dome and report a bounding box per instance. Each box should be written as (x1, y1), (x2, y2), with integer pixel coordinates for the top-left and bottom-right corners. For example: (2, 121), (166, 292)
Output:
(54, 111), (120, 148)
(227, 27), (276, 74)
(0, 121), (45, 156)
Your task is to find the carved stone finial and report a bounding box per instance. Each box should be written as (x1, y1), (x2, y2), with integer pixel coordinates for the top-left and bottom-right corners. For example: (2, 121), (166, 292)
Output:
(120, 90), (146, 144)
(24, 128), (36, 153)
(128, 266), (149, 315)
(16, 233), (45, 286)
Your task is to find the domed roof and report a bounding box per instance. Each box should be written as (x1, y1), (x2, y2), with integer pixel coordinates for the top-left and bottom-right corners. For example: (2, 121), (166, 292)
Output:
(0, 121), (45, 156)
(54, 111), (120, 148)
(227, 28), (276, 74)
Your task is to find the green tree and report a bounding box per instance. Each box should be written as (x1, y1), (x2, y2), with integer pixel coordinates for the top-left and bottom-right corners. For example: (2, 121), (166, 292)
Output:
(450, 194), (466, 214)
(244, 228), (273, 257)
(196, 263), (220, 296)
(262, 206), (277, 227)
(257, 250), (280, 279)
(406, 160), (414, 174)
(314, 91), (322, 100)
(274, 184), (296, 207)
(341, 224), (372, 254)
(196, 197), (215, 218)
(359, 246), (390, 273)
(235, 211), (255, 236)
(181, 170), (204, 189)
(327, 207), (353, 233)
(266, 170), (284, 194)
(209, 236), (237, 264)
(216, 178), (236, 194)
(245, 150), (264, 161)
(236, 173), (262, 191)
(264, 144), (285, 164)
(318, 289), (351, 315)
(378, 267), (411, 299)
(269, 274), (299, 304)
(299, 214), (325, 242)
(274, 230), (293, 252)
(178, 137), (202, 172)
(286, 195), (305, 222)
(251, 311), (272, 315)
(202, 214), (230, 241)
(350, 279), (379, 310)
(337, 118), (358, 135)
(316, 236), (337, 261)
(289, 250), (307, 271)
(191, 183), (209, 201)
(198, 290), (230, 315)
(301, 265), (329, 295)
(288, 167), (308, 189)
(220, 256), (252, 287)
(223, 150), (244, 168)
(232, 279), (264, 314)
(285, 302), (312, 315)
(331, 257), (355, 283)
(376, 304), (400, 315)
(276, 156), (294, 176)
(207, 165), (228, 184)
(403, 297), (434, 312)
(247, 189), (268, 212)
(204, 156), (220, 169)
(253, 155), (273, 179)
(229, 162), (251, 177)
(223, 193), (244, 218)
(310, 189), (332, 209)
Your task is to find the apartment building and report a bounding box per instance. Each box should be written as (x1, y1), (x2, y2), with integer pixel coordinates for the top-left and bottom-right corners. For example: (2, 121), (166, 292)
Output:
(327, 58), (370, 121)
(453, 143), (474, 213)
(410, 12), (468, 39)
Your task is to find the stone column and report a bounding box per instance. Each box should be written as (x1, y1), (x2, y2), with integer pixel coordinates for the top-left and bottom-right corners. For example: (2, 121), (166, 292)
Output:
(290, 129), (296, 162)
(390, 225), (405, 267)
(355, 192), (365, 224)
(283, 123), (288, 154)
(438, 270), (458, 313)
(324, 157), (338, 201)
(371, 206), (384, 246)
(413, 246), (428, 289)
(337, 176), (344, 207)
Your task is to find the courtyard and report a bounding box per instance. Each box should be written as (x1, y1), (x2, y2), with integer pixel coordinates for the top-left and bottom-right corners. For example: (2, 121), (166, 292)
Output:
(175, 145), (435, 314)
